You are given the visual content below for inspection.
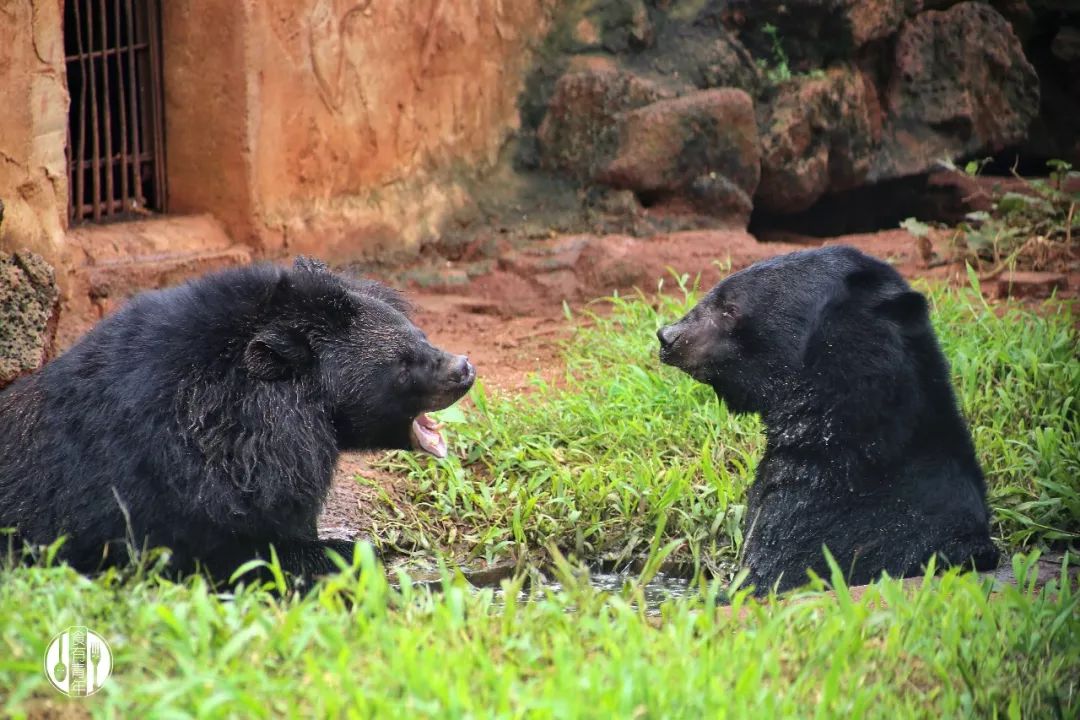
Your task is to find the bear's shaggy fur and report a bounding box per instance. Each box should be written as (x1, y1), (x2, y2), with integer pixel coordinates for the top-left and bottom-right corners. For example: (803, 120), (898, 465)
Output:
(658, 246), (998, 592)
(0, 258), (474, 583)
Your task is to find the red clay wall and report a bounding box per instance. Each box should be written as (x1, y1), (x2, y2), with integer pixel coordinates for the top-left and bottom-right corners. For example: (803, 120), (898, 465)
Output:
(0, 0), (69, 262)
(0, 0), (555, 342)
(163, 0), (556, 260)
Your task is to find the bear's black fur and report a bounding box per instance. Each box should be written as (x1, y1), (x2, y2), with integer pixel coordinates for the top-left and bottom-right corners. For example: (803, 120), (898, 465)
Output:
(0, 258), (474, 583)
(658, 246), (998, 593)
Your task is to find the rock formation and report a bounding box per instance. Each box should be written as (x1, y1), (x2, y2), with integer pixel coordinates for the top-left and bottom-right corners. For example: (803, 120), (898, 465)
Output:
(0, 251), (60, 390)
(519, 0), (1052, 228)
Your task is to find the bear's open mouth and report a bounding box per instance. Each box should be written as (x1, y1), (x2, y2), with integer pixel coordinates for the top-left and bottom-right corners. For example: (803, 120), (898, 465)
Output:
(410, 413), (447, 458)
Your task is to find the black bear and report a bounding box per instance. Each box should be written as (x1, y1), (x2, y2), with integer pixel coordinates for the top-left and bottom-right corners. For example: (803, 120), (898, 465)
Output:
(657, 246), (999, 593)
(0, 257), (474, 583)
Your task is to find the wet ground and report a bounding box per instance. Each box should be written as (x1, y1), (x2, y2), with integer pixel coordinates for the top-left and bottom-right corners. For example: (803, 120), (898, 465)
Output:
(409, 554), (1076, 614)
(490, 571), (694, 615)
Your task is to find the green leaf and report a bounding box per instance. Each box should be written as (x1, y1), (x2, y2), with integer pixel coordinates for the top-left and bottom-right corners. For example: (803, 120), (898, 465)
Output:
(997, 191), (1049, 215)
(965, 262), (981, 296)
(900, 217), (931, 238)
(432, 405), (468, 424)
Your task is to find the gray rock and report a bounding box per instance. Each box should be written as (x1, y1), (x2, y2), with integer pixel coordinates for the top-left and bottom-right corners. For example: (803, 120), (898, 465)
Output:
(0, 251), (60, 389)
(871, 2), (1039, 181)
(756, 68), (877, 213)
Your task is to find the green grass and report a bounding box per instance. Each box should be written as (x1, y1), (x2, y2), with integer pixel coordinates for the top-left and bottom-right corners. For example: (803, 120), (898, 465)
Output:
(937, 276), (1079, 547)
(377, 280), (1079, 572)
(1, 281), (1077, 718)
(2, 551), (1078, 718)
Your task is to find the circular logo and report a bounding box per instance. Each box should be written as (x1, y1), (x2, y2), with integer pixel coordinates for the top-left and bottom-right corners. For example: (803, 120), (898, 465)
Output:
(43, 626), (112, 696)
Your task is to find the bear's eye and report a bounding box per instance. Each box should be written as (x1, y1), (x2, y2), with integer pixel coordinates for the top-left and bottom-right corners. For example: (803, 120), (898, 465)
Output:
(721, 302), (738, 318)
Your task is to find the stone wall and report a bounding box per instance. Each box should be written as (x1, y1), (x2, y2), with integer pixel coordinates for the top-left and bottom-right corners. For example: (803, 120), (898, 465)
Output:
(256, 0), (553, 257)
(0, 251), (60, 389)
(0, 0), (69, 261)
(521, 0), (1045, 229)
(165, 0), (556, 260)
(162, 0), (258, 249)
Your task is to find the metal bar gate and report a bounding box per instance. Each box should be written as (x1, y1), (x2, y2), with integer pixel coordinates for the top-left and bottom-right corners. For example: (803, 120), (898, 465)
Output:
(64, 0), (166, 224)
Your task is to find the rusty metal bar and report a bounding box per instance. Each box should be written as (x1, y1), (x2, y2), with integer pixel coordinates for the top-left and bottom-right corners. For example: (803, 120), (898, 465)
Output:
(73, 152), (155, 168)
(70, 0), (90, 223)
(64, 44), (149, 62)
(74, 198), (137, 215)
(65, 121), (74, 224)
(147, 0), (166, 213)
(66, 0), (165, 222)
(98, 0), (114, 216)
(113, 0), (129, 212)
(74, 201), (124, 215)
(84, 0), (103, 222)
(125, 0), (144, 212)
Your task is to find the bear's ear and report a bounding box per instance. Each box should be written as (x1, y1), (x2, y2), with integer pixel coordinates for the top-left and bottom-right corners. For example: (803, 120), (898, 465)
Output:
(243, 327), (313, 380)
(877, 290), (929, 327)
(353, 278), (412, 315)
(844, 267), (883, 293)
(293, 256), (329, 274)
(263, 271), (296, 309)
(843, 266), (929, 327)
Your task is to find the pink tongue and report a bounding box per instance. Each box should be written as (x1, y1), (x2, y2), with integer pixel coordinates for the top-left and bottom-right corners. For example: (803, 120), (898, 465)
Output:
(410, 414), (447, 458)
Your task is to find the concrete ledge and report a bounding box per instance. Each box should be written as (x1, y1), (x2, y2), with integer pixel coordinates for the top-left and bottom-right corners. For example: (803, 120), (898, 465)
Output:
(58, 214), (252, 348)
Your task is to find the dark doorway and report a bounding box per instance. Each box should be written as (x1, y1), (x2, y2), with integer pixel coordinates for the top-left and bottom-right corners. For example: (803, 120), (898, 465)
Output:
(64, 0), (166, 224)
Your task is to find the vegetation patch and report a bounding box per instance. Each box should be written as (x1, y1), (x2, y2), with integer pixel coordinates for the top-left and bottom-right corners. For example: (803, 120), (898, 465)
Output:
(1, 280), (1076, 718)
(377, 279), (1078, 573)
(1, 551), (1077, 717)
(904, 159), (1080, 274)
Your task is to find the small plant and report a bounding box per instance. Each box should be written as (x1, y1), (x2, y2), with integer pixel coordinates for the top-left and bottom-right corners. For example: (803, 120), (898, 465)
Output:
(755, 24), (827, 85)
(956, 159), (1079, 273)
(756, 23), (792, 84)
(900, 217), (932, 240)
(963, 157), (993, 177)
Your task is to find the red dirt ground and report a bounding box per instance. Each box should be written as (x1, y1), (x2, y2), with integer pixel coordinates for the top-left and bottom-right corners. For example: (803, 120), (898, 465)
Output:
(400, 227), (1075, 396)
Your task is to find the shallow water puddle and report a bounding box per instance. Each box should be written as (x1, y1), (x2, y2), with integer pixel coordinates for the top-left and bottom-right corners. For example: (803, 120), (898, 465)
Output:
(488, 571), (695, 615)
(392, 553), (1074, 616)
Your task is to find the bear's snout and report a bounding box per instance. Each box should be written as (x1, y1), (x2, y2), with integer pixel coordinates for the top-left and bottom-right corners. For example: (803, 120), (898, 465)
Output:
(657, 318), (714, 384)
(657, 325), (680, 350)
(658, 324), (688, 369)
(446, 354), (476, 387)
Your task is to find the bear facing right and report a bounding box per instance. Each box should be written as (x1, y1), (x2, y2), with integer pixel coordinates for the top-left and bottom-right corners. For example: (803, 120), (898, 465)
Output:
(658, 246), (999, 593)
(0, 257), (475, 585)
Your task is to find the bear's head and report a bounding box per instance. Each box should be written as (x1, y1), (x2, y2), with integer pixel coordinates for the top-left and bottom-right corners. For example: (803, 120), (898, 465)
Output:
(241, 257), (475, 457)
(657, 246), (931, 418)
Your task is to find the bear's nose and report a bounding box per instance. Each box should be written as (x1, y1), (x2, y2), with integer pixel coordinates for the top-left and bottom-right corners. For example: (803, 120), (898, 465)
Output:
(657, 325), (680, 349)
(448, 354), (474, 384)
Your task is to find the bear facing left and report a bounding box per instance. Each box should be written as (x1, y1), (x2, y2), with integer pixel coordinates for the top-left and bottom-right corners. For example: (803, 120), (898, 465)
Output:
(0, 257), (475, 585)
